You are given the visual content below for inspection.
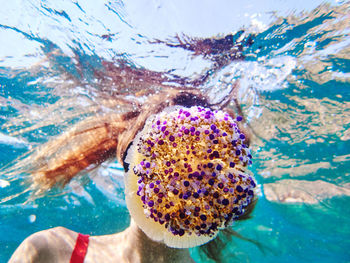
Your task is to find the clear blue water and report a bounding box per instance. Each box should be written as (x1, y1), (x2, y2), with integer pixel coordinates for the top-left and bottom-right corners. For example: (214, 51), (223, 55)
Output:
(1, 0), (350, 262)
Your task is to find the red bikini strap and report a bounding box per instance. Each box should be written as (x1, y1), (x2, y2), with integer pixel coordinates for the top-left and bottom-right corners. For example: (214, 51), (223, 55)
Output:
(70, 233), (90, 263)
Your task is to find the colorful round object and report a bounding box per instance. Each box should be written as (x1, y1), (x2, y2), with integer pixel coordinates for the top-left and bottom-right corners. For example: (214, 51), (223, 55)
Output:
(124, 106), (257, 248)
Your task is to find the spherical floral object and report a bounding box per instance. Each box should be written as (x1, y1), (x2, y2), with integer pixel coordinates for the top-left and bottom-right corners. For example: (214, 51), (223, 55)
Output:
(124, 106), (257, 248)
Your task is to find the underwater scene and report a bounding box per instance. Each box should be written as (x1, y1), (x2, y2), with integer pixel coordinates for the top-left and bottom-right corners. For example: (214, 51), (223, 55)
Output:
(0, 0), (349, 262)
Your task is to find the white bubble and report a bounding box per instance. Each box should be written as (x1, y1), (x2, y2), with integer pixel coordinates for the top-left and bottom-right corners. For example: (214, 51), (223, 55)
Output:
(28, 215), (36, 223)
(0, 179), (10, 188)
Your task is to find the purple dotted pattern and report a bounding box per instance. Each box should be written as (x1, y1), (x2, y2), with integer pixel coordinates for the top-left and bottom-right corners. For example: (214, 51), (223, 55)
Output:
(132, 106), (257, 238)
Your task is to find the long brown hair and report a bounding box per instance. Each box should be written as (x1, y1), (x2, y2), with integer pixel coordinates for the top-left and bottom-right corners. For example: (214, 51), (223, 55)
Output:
(21, 84), (242, 193)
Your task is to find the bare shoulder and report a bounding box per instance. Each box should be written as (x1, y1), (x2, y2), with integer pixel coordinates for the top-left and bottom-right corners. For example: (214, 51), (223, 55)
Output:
(85, 229), (129, 262)
(9, 227), (78, 263)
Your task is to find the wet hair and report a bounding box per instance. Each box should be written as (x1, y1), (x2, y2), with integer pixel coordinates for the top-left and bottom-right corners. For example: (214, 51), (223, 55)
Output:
(200, 200), (258, 262)
(151, 31), (255, 69)
(172, 92), (210, 108)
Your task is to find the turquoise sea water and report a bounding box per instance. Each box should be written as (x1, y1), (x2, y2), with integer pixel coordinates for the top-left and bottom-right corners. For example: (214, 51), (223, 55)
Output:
(1, 1), (349, 262)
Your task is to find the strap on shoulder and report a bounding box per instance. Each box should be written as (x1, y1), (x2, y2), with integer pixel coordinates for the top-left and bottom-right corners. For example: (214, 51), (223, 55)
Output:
(70, 233), (90, 263)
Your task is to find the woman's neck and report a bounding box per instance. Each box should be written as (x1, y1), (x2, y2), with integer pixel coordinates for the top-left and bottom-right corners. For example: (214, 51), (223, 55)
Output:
(122, 220), (195, 263)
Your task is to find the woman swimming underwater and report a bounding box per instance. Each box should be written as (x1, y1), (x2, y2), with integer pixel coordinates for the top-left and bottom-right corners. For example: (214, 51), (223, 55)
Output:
(8, 33), (258, 263)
